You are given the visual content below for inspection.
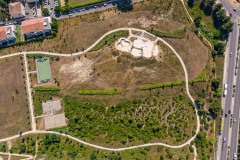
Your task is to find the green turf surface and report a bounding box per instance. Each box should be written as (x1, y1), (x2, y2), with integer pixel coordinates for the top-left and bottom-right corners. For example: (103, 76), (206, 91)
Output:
(36, 57), (51, 82)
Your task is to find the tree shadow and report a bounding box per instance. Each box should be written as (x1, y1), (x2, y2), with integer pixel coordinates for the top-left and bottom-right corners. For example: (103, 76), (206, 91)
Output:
(113, 0), (133, 12)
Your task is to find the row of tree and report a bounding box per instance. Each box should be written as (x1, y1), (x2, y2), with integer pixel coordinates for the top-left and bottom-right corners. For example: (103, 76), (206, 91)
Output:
(189, 0), (233, 36)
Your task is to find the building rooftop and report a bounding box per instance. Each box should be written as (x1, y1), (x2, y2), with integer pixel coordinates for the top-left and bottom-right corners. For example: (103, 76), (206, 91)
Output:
(0, 26), (7, 40)
(9, 2), (22, 15)
(21, 18), (44, 34)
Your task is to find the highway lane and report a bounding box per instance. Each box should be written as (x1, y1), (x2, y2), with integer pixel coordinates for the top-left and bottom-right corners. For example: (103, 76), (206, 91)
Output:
(217, 1), (240, 159)
(220, 20), (239, 160)
(229, 21), (240, 160)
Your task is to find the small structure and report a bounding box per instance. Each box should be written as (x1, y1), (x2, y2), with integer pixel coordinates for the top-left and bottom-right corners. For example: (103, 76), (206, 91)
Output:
(8, 2), (25, 19)
(21, 17), (51, 39)
(42, 99), (61, 115)
(115, 38), (132, 52)
(44, 113), (67, 130)
(0, 25), (16, 46)
(42, 100), (67, 130)
(36, 57), (52, 83)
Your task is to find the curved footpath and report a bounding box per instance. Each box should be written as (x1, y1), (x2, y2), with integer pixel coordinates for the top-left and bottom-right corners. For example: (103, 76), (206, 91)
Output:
(0, 28), (200, 159)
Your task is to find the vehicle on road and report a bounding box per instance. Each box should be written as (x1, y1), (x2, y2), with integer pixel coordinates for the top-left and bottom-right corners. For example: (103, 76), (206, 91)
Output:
(223, 137), (226, 143)
(233, 118), (236, 123)
(220, 117), (224, 135)
(223, 84), (228, 96)
(233, 8), (237, 12)
(233, 152), (236, 159)
(230, 52), (233, 57)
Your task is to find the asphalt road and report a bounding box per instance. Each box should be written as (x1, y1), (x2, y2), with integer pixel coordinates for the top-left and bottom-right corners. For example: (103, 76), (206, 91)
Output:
(220, 20), (239, 160)
(218, 0), (240, 159)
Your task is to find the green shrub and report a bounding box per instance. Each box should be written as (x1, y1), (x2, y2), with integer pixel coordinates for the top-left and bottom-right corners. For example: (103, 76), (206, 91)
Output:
(34, 86), (61, 91)
(148, 27), (186, 38)
(90, 31), (129, 51)
(79, 89), (121, 95)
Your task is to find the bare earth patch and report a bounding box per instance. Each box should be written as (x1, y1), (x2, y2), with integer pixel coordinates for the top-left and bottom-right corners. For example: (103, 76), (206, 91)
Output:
(60, 58), (93, 83)
(0, 57), (30, 138)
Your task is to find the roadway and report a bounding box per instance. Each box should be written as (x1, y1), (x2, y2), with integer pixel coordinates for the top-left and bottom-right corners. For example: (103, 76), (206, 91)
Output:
(217, 0), (240, 159)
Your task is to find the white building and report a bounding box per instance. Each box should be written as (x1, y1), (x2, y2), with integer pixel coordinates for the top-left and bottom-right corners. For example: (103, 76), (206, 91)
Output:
(0, 25), (16, 46)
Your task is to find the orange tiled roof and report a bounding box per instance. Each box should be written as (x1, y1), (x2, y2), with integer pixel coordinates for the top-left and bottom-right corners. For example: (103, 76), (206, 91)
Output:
(21, 18), (44, 34)
(0, 26), (7, 40)
(9, 2), (22, 15)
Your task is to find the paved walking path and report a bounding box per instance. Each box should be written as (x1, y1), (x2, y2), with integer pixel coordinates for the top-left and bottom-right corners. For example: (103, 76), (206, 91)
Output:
(0, 28), (200, 159)
(0, 152), (33, 159)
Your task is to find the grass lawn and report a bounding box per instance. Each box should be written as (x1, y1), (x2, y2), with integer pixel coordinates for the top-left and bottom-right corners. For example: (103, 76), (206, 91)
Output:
(16, 25), (21, 42)
(68, 0), (106, 6)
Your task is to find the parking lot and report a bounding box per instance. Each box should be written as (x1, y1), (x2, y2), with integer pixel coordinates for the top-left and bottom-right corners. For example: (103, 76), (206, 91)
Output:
(25, 2), (38, 19)
(43, 0), (59, 15)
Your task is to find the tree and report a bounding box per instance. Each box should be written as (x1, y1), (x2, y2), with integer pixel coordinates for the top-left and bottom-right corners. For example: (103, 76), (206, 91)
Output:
(221, 20), (234, 34)
(213, 41), (225, 56)
(187, 0), (194, 7)
(0, 143), (6, 152)
(54, 6), (60, 13)
(90, 152), (97, 160)
(194, 16), (202, 28)
(42, 8), (49, 16)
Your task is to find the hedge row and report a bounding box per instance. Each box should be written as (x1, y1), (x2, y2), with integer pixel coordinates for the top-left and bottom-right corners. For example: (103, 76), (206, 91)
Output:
(79, 89), (121, 95)
(61, 0), (106, 11)
(148, 27), (186, 39)
(140, 79), (206, 90)
(34, 86), (61, 91)
(90, 30), (129, 51)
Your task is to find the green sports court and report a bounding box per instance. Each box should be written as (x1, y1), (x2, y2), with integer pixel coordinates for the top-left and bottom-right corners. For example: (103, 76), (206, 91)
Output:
(36, 57), (51, 83)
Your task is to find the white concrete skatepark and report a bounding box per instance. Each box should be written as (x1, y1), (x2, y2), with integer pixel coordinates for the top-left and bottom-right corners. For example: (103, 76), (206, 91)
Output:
(115, 32), (159, 58)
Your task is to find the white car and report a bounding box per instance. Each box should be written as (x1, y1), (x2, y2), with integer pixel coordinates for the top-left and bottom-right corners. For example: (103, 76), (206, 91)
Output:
(103, 3), (107, 6)
(233, 153), (236, 159)
(81, 8), (86, 11)
(223, 84), (228, 96)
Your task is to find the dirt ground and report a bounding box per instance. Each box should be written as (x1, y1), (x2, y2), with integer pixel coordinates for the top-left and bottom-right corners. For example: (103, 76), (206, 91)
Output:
(0, 57), (30, 138)
(46, 39), (185, 105)
(164, 30), (209, 79)
(229, 0), (240, 8)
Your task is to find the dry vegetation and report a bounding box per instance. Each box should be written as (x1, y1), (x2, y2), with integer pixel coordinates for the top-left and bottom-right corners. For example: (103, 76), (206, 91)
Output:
(0, 57), (30, 138)
(45, 39), (184, 106)
(0, 0), (208, 80)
